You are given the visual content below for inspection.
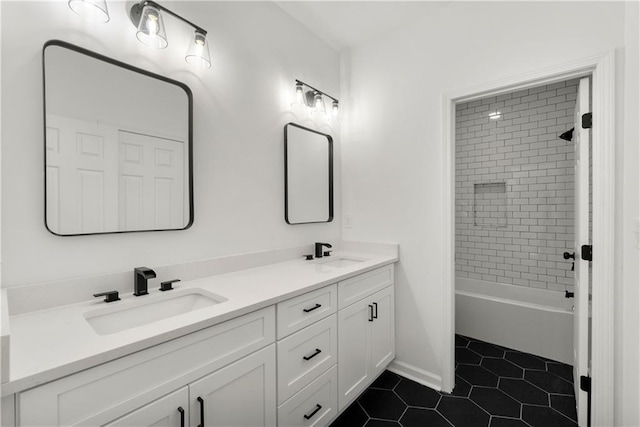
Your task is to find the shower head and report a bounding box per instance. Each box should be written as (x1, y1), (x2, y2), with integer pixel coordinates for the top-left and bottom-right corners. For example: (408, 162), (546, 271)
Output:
(559, 128), (574, 141)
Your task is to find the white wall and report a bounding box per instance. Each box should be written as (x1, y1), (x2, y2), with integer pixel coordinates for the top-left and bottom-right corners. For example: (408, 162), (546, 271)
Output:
(1, 1), (342, 287)
(342, 1), (639, 424)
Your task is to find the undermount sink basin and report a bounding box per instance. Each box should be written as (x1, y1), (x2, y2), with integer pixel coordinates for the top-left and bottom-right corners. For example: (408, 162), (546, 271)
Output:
(84, 289), (227, 335)
(315, 256), (366, 268)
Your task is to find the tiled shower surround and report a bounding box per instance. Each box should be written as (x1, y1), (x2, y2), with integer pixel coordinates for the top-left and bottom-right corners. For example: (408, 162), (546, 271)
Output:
(455, 80), (578, 292)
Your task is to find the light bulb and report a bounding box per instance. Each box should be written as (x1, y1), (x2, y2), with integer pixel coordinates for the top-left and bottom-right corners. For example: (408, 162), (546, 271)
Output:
(332, 100), (339, 118)
(135, 4), (167, 49)
(185, 30), (211, 69)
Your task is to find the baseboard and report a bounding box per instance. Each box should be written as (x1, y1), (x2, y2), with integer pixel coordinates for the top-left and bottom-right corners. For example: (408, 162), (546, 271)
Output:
(386, 360), (442, 391)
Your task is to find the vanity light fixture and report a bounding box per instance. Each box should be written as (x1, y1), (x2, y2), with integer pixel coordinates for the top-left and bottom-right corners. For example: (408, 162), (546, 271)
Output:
(129, 0), (211, 69)
(68, 0), (110, 23)
(293, 79), (339, 119)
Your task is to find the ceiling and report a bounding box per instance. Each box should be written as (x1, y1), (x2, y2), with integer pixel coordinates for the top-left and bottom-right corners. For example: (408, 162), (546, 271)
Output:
(274, 1), (450, 52)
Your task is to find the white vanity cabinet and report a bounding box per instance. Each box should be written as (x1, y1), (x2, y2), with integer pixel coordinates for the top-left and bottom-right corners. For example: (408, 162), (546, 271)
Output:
(17, 307), (276, 427)
(337, 265), (395, 410)
(189, 345), (276, 427)
(105, 387), (189, 427)
(276, 284), (338, 426)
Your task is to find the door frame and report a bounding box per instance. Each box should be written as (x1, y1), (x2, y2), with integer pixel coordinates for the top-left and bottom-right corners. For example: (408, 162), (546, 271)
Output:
(441, 51), (615, 424)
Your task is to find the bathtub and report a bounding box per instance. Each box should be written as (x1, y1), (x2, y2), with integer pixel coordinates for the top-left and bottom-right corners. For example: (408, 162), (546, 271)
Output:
(455, 277), (574, 364)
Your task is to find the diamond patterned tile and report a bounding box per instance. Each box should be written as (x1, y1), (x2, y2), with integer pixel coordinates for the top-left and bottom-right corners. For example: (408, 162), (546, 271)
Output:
(358, 389), (406, 421)
(522, 404), (578, 427)
(481, 357), (524, 379)
(547, 362), (574, 383)
(395, 378), (441, 408)
(498, 378), (549, 406)
(400, 408), (452, 427)
(524, 370), (574, 395)
(438, 396), (490, 427)
(457, 364), (499, 387)
(370, 370), (402, 390)
(470, 387), (521, 418)
(456, 347), (483, 365)
(505, 351), (547, 370)
(455, 335), (470, 347)
(330, 335), (578, 427)
(468, 341), (506, 358)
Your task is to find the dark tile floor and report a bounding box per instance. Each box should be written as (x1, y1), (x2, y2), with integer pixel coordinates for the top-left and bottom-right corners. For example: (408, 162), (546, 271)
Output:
(330, 335), (578, 427)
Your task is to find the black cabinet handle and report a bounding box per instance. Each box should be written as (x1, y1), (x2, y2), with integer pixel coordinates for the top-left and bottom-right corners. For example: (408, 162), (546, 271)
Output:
(303, 303), (322, 313)
(303, 404), (322, 420)
(303, 348), (322, 361)
(197, 396), (205, 427)
(178, 407), (185, 427)
(368, 304), (374, 322)
(373, 302), (378, 319)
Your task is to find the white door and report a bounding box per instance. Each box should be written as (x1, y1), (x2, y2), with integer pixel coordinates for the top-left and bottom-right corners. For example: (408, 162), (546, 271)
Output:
(105, 387), (188, 427)
(573, 76), (591, 426)
(118, 130), (185, 231)
(45, 115), (119, 234)
(189, 345), (276, 427)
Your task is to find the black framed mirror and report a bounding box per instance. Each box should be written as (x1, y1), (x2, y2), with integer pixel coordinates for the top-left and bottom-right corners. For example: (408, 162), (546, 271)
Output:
(43, 40), (193, 235)
(284, 123), (333, 224)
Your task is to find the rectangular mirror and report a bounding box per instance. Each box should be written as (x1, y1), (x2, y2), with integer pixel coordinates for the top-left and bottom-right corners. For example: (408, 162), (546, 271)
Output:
(284, 123), (333, 224)
(43, 40), (193, 236)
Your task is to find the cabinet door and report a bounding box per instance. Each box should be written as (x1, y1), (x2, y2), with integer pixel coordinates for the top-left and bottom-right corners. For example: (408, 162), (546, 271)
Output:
(106, 387), (188, 427)
(189, 344), (276, 427)
(337, 297), (372, 410)
(370, 286), (395, 375)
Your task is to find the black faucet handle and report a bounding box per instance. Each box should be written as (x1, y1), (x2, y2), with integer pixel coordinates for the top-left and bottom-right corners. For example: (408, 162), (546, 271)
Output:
(304, 254), (314, 261)
(93, 291), (120, 303)
(160, 279), (180, 291)
(323, 251), (332, 257)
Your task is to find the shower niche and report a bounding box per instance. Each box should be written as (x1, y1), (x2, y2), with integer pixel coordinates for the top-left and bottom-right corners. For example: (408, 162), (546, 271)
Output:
(473, 182), (507, 227)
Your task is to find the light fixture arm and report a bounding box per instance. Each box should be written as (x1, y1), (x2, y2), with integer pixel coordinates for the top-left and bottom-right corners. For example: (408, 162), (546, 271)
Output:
(295, 79), (338, 103)
(130, 0), (207, 36)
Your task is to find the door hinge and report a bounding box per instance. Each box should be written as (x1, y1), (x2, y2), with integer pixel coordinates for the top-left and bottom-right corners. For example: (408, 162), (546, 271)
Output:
(582, 113), (592, 129)
(580, 375), (592, 392)
(581, 245), (593, 261)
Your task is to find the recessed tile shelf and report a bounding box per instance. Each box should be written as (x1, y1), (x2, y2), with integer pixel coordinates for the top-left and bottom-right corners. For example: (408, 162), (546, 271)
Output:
(473, 182), (507, 228)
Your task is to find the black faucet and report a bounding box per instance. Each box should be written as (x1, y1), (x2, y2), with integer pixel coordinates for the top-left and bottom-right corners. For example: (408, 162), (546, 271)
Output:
(134, 267), (156, 296)
(315, 242), (332, 258)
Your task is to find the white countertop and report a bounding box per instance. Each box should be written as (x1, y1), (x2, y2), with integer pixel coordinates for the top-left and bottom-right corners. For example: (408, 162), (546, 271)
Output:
(1, 250), (397, 395)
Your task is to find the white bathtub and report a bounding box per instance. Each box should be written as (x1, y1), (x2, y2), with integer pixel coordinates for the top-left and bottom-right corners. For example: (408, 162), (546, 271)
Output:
(455, 277), (574, 364)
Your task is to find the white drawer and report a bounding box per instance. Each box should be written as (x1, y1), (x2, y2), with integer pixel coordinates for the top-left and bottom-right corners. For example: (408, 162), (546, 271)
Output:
(277, 314), (337, 404)
(338, 264), (393, 309)
(277, 284), (337, 339)
(277, 365), (337, 427)
(19, 307), (275, 426)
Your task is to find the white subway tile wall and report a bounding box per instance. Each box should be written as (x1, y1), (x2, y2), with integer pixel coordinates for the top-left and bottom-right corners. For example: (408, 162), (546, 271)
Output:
(455, 80), (578, 292)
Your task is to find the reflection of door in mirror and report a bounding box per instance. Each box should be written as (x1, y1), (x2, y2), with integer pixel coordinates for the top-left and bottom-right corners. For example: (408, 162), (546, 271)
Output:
(45, 117), (185, 234)
(285, 123), (333, 224)
(43, 41), (193, 235)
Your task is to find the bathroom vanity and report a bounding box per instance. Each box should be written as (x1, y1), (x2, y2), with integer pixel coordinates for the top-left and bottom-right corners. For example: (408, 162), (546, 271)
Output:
(1, 244), (397, 426)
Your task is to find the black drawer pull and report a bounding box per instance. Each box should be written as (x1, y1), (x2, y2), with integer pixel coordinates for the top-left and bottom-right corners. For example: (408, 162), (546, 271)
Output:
(178, 407), (185, 427)
(303, 348), (322, 361)
(368, 304), (374, 322)
(303, 303), (322, 313)
(303, 404), (323, 420)
(373, 302), (378, 319)
(197, 396), (205, 427)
